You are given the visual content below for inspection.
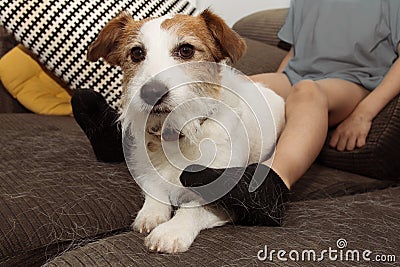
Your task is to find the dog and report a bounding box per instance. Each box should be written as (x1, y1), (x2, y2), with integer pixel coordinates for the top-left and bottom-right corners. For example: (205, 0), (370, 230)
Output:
(87, 9), (285, 253)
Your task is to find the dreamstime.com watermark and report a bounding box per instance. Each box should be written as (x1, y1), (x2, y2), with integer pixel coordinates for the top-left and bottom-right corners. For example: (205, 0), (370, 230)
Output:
(257, 238), (397, 263)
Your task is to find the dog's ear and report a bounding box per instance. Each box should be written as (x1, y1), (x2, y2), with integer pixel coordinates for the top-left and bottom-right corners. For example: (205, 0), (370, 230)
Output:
(200, 9), (246, 63)
(87, 12), (133, 66)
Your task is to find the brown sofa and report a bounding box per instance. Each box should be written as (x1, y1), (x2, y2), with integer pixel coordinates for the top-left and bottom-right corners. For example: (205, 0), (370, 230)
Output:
(0, 9), (399, 266)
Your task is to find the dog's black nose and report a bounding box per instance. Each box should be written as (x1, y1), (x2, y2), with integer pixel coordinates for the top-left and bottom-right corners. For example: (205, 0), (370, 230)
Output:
(140, 80), (169, 106)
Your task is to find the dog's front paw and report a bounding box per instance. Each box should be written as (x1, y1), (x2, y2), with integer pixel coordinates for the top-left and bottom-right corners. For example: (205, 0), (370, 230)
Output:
(144, 222), (197, 253)
(132, 206), (171, 234)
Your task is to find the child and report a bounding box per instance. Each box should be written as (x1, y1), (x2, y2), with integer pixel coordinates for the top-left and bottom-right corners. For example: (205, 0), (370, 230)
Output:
(73, 0), (400, 226)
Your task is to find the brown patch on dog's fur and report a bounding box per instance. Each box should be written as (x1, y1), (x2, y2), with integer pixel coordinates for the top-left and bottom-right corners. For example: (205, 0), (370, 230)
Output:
(161, 10), (246, 99)
(147, 141), (159, 152)
(161, 9), (246, 64)
(87, 12), (152, 107)
(200, 9), (246, 63)
(160, 10), (245, 99)
(88, 12), (132, 65)
(87, 12), (153, 66)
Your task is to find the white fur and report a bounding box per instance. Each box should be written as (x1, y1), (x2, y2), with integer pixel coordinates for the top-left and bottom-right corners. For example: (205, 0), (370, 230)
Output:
(120, 15), (285, 253)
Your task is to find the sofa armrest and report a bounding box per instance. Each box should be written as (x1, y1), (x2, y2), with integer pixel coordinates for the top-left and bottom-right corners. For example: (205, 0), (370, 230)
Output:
(232, 8), (290, 51)
(233, 38), (287, 75)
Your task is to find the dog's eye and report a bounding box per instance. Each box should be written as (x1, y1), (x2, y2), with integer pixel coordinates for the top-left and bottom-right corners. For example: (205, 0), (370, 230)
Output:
(177, 44), (194, 59)
(130, 47), (146, 62)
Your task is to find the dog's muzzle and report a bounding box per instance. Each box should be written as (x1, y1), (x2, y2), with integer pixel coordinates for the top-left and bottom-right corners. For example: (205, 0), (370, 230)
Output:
(140, 80), (169, 106)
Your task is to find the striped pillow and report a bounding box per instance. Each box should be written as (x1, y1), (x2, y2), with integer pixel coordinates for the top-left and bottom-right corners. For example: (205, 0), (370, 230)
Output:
(0, 0), (196, 110)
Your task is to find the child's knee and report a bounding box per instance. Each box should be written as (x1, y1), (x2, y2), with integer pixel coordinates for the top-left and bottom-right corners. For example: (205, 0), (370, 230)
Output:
(288, 80), (328, 108)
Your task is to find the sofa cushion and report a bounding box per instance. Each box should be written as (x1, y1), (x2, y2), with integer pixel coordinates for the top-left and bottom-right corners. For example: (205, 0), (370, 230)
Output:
(0, 114), (142, 266)
(0, 114), (396, 266)
(289, 164), (398, 202)
(0, 46), (72, 115)
(44, 187), (400, 266)
(0, 0), (196, 110)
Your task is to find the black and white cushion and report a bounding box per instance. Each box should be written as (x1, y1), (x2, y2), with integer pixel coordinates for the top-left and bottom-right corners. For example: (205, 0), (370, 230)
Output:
(0, 0), (196, 109)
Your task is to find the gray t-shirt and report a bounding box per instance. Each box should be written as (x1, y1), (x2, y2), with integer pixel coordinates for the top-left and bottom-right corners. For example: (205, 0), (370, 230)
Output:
(278, 0), (400, 90)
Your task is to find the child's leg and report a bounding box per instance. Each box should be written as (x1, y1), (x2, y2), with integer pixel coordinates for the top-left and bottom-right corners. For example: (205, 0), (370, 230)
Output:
(269, 79), (369, 188)
(251, 73), (293, 98)
(180, 77), (368, 226)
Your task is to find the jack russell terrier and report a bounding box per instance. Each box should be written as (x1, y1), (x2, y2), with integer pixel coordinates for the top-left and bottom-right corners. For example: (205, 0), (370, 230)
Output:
(87, 9), (286, 253)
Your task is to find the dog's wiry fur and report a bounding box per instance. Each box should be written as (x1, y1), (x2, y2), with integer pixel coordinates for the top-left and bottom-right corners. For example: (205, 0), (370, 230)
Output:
(88, 10), (285, 253)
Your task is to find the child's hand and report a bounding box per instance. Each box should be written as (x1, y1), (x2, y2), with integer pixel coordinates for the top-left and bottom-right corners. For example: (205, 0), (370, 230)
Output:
(329, 112), (372, 151)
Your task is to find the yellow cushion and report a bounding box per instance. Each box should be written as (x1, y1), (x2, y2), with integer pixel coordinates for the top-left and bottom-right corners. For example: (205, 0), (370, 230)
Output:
(0, 45), (72, 115)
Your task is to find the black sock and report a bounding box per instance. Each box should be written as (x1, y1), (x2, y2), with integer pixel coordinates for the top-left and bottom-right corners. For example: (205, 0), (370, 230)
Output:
(180, 163), (289, 226)
(71, 89), (124, 163)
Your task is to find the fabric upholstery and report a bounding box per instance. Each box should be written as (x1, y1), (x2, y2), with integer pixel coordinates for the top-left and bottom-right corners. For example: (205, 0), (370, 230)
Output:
(0, 25), (16, 57)
(0, 114), (142, 266)
(0, 25), (28, 113)
(233, 8), (291, 51)
(0, 114), (397, 266)
(0, 45), (72, 115)
(0, 80), (29, 113)
(233, 38), (287, 75)
(318, 95), (400, 180)
(45, 187), (400, 266)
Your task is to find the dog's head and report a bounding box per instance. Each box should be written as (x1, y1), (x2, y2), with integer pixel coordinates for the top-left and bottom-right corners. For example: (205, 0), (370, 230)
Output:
(87, 10), (246, 110)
